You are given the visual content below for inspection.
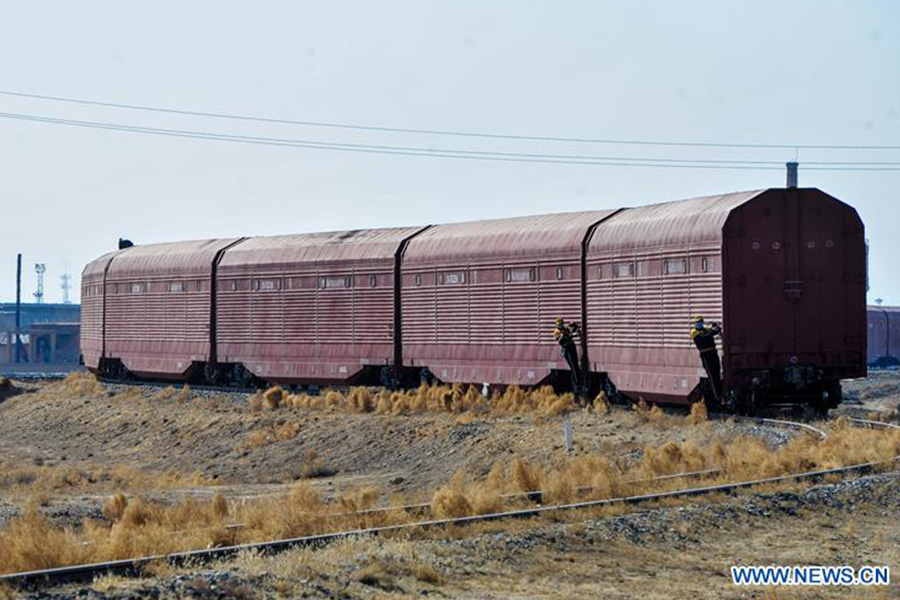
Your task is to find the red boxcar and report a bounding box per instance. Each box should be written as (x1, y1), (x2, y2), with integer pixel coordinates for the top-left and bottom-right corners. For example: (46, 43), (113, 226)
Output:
(401, 211), (618, 386)
(588, 188), (866, 409)
(215, 227), (424, 384)
(868, 305), (900, 367)
(101, 239), (241, 379)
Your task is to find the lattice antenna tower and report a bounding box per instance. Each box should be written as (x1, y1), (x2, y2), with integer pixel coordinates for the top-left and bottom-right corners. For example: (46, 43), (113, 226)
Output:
(61, 273), (72, 304)
(34, 263), (46, 304)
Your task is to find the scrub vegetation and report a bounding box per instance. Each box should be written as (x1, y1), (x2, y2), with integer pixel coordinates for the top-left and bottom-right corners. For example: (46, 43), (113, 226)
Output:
(0, 417), (896, 576)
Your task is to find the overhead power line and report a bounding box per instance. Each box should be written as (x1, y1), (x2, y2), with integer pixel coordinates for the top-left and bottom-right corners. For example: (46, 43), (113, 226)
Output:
(2, 89), (899, 152)
(3, 110), (900, 171)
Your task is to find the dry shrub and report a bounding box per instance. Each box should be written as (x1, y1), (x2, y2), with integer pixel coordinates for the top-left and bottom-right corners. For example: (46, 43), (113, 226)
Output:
(248, 392), (264, 413)
(593, 391), (610, 415)
(355, 561), (396, 590)
(245, 429), (272, 449)
(338, 487), (380, 513)
(323, 390), (343, 409)
(688, 400), (708, 425)
(511, 459), (542, 493)
(431, 486), (472, 519)
(243, 421), (301, 450)
(263, 387), (283, 410)
(348, 387), (374, 412)
(211, 492), (229, 518)
(275, 422), (300, 442)
(299, 450), (336, 479)
(413, 562), (445, 585)
(102, 492), (129, 521)
(0, 377), (12, 390)
(173, 384), (191, 404)
(57, 372), (103, 397)
(273, 383), (581, 419)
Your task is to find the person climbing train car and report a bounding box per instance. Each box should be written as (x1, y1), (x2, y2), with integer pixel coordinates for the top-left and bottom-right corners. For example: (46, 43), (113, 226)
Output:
(553, 317), (582, 392)
(690, 315), (722, 402)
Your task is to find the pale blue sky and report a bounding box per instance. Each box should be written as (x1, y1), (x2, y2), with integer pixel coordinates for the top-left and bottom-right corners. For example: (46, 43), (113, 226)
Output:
(1, 1), (897, 304)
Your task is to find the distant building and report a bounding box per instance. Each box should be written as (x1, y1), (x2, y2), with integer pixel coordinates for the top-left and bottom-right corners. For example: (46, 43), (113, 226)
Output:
(0, 303), (81, 372)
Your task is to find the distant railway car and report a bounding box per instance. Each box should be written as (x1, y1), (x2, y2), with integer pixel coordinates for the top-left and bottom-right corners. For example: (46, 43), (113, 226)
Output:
(82, 187), (867, 412)
(868, 305), (899, 368)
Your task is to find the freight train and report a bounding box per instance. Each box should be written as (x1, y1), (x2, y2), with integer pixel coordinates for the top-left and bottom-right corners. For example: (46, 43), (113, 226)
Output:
(868, 305), (899, 368)
(81, 188), (867, 413)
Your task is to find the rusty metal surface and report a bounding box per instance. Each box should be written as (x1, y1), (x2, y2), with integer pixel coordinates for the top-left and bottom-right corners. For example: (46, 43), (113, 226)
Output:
(216, 227), (423, 382)
(867, 305), (900, 366)
(104, 239), (241, 377)
(723, 188), (867, 385)
(402, 211), (618, 384)
(586, 191), (761, 401)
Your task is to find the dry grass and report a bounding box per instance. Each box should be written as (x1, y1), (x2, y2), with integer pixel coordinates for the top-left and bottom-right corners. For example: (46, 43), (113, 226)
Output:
(428, 420), (900, 515)
(52, 372), (104, 397)
(262, 383), (582, 419)
(1, 408), (897, 577)
(687, 400), (708, 425)
(241, 421), (302, 449)
(0, 461), (210, 497)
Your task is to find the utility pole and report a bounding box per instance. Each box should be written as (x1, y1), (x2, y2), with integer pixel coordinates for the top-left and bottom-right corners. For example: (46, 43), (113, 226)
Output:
(15, 254), (22, 363)
(60, 273), (72, 304)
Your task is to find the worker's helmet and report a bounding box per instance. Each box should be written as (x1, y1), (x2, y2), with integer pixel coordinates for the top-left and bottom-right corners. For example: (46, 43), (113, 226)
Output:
(555, 317), (565, 325)
(691, 315), (704, 324)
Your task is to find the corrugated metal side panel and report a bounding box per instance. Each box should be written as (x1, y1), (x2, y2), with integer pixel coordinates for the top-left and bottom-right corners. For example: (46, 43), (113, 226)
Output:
(103, 239), (237, 377)
(404, 210), (617, 264)
(218, 227), (422, 268)
(217, 228), (412, 382)
(79, 252), (118, 370)
(401, 208), (614, 384)
(584, 192), (752, 402)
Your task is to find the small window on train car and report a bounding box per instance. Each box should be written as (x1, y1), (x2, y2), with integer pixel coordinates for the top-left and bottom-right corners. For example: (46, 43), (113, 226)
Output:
(506, 268), (535, 283)
(230, 280), (237, 291)
(556, 267), (563, 280)
(442, 272), (466, 285)
(663, 259), (687, 275)
(131, 283), (144, 294)
(415, 274), (422, 286)
(259, 279), (281, 291)
(369, 275), (377, 287)
(701, 257), (709, 272)
(169, 281), (184, 293)
(614, 263), (634, 278)
(322, 276), (350, 289)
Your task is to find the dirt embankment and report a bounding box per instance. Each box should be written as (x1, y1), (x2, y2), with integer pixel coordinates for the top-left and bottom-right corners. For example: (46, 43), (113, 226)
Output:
(0, 377), (787, 500)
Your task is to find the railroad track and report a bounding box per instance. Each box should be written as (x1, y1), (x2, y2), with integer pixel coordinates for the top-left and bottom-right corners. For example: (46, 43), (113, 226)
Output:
(3, 416), (897, 587)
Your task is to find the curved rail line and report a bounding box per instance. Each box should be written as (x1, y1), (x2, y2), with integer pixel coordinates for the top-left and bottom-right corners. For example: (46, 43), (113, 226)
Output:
(5, 415), (897, 587)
